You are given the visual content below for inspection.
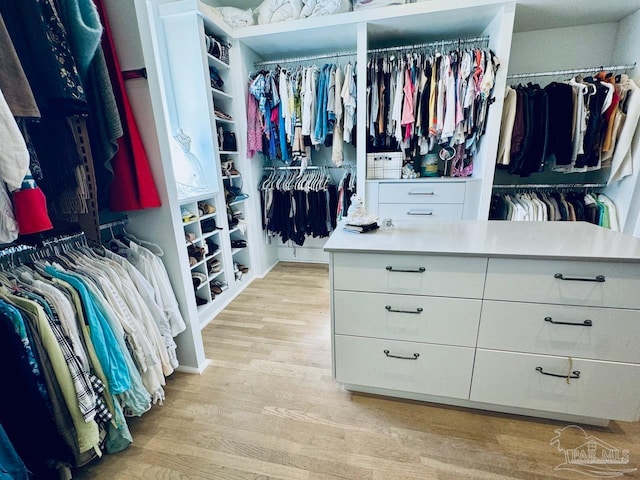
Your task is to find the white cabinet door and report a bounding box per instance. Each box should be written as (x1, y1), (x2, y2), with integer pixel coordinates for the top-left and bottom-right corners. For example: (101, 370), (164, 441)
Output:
(478, 300), (640, 363)
(485, 258), (640, 309)
(470, 349), (640, 421)
(333, 253), (487, 298)
(335, 335), (474, 399)
(334, 291), (481, 347)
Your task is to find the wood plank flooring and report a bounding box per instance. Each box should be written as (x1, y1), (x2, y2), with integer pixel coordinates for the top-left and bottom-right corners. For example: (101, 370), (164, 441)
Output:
(75, 263), (640, 479)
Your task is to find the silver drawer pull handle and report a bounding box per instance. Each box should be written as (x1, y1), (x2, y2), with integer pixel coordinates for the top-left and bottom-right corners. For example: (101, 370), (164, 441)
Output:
(408, 191), (435, 196)
(545, 317), (593, 327)
(384, 349), (420, 360)
(385, 305), (423, 314)
(407, 210), (433, 216)
(554, 273), (605, 283)
(535, 366), (581, 379)
(386, 266), (426, 273)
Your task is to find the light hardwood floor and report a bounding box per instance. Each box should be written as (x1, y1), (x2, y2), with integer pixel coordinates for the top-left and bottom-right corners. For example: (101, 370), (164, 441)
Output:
(76, 262), (640, 479)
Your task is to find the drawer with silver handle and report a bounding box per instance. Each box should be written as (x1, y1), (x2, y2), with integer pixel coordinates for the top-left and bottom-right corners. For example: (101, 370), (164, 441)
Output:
(485, 258), (640, 309)
(335, 335), (474, 399)
(478, 300), (640, 363)
(470, 349), (640, 421)
(378, 203), (463, 221)
(334, 291), (481, 346)
(333, 252), (487, 298)
(378, 182), (466, 204)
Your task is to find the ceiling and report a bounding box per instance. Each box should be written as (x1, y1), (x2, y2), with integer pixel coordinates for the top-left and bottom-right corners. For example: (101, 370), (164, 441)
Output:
(202, 0), (640, 32)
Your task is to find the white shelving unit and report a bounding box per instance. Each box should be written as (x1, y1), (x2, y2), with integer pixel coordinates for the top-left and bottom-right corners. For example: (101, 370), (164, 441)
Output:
(114, 0), (640, 373)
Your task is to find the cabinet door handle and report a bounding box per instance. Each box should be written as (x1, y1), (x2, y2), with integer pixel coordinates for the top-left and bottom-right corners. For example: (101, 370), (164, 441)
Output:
(554, 273), (605, 283)
(385, 305), (423, 314)
(386, 266), (426, 273)
(535, 366), (581, 379)
(544, 317), (593, 327)
(384, 349), (420, 360)
(406, 209), (433, 216)
(408, 191), (435, 196)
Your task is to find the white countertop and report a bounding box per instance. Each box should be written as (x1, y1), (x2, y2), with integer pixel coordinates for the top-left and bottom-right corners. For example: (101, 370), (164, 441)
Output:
(324, 221), (640, 262)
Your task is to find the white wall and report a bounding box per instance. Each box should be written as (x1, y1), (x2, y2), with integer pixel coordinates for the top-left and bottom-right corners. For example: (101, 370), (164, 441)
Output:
(508, 22), (618, 75)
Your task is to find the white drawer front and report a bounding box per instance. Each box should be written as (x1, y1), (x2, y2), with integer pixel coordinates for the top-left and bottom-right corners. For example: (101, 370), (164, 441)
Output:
(333, 253), (487, 298)
(479, 301), (640, 363)
(334, 291), (481, 347)
(335, 335), (474, 399)
(470, 350), (640, 421)
(379, 182), (466, 204)
(378, 203), (463, 221)
(485, 258), (640, 309)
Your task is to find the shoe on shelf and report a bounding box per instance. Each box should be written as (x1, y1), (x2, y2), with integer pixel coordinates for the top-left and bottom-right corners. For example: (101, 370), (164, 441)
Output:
(188, 244), (205, 262)
(207, 258), (221, 274)
(210, 280), (228, 294)
(191, 272), (207, 290)
(205, 238), (219, 254)
(234, 263), (249, 274)
(195, 296), (208, 306)
(198, 202), (216, 215)
(230, 239), (247, 249)
(225, 186), (249, 203)
(185, 232), (197, 243)
(181, 207), (197, 223)
(201, 218), (223, 233)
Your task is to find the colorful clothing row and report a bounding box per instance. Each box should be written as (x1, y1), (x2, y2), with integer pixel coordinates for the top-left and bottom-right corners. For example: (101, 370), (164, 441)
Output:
(247, 62), (357, 166)
(489, 191), (619, 230)
(0, 236), (185, 478)
(0, 0), (160, 222)
(497, 74), (640, 183)
(366, 47), (499, 177)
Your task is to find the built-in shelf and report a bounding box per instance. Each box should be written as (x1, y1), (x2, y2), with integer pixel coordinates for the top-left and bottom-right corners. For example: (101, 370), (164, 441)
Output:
(219, 150), (238, 155)
(200, 212), (217, 221)
(202, 230), (221, 239)
(190, 259), (205, 270)
(207, 53), (229, 71)
(211, 88), (233, 100)
(214, 116), (234, 125)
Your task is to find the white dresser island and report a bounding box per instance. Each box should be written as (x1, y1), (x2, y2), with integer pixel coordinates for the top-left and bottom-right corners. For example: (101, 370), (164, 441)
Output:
(324, 221), (640, 426)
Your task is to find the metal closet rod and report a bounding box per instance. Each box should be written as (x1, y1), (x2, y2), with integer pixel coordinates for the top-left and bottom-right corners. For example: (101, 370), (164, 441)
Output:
(493, 183), (606, 190)
(367, 35), (490, 54)
(263, 165), (350, 170)
(254, 51), (356, 67)
(507, 63), (637, 80)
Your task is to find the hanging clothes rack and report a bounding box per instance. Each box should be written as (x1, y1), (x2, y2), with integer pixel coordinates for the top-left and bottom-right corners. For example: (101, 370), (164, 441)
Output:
(254, 51), (356, 67)
(493, 183), (606, 190)
(367, 35), (490, 54)
(506, 63), (636, 80)
(263, 165), (350, 171)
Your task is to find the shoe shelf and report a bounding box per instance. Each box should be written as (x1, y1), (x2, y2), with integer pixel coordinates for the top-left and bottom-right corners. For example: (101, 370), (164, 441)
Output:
(211, 88), (233, 101)
(207, 53), (229, 71)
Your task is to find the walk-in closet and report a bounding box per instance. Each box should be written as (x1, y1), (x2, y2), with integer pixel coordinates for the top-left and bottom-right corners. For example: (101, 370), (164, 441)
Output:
(2, 0), (640, 478)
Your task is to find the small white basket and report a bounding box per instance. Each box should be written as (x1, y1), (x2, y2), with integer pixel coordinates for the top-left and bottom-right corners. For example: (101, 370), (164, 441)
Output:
(366, 152), (403, 179)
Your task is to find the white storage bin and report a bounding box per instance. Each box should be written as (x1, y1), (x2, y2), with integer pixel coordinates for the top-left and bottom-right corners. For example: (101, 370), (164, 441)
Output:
(366, 152), (403, 179)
